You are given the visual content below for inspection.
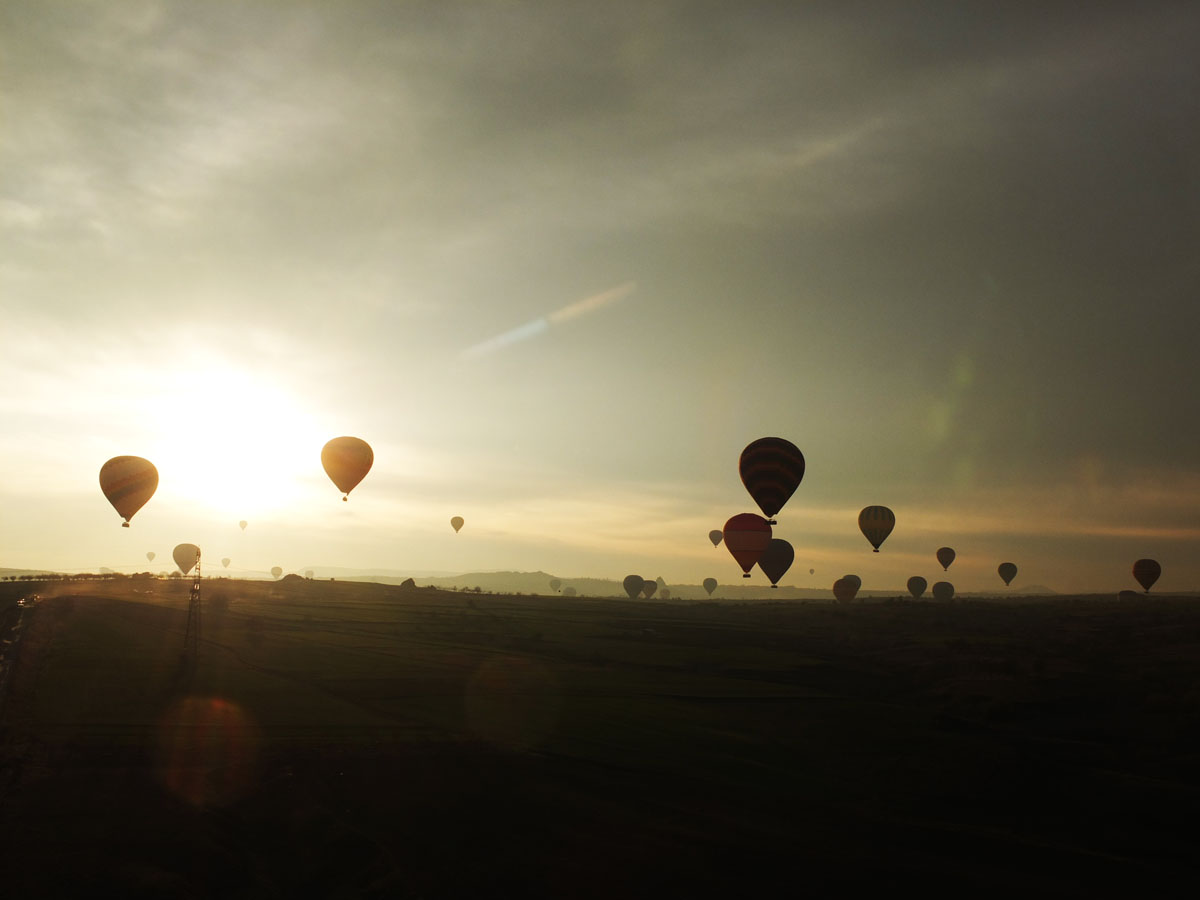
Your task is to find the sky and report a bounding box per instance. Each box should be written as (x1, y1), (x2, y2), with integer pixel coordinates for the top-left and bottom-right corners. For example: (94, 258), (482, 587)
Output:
(3, 1), (1198, 593)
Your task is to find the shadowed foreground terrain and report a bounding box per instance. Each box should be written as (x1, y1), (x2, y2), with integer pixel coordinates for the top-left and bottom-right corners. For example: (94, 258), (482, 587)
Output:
(2, 579), (1199, 896)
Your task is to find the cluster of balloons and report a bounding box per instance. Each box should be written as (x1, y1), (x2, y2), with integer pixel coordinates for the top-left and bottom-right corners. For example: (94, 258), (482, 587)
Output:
(720, 437), (806, 588)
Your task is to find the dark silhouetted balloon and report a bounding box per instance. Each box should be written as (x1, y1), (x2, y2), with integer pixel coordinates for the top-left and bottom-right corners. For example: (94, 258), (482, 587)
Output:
(932, 581), (954, 602)
(321, 436), (373, 500)
(998, 562), (1017, 586)
(738, 437), (805, 522)
(809, 568), (814, 575)
(99, 456), (158, 527)
(641, 579), (657, 599)
(907, 576), (927, 599)
(842, 574), (862, 593)
(858, 506), (895, 552)
(757, 538), (794, 588)
(221, 558), (231, 568)
(549, 578), (562, 592)
(450, 516), (464, 533)
(832, 578), (857, 603)
(146, 551), (155, 562)
(239, 520), (247, 531)
(723, 513), (772, 577)
(936, 547), (956, 570)
(703, 577), (718, 596)
(271, 566), (283, 579)
(622, 575), (644, 599)
(1132, 558), (1160, 593)
(173, 543), (200, 575)
(708, 529), (723, 548)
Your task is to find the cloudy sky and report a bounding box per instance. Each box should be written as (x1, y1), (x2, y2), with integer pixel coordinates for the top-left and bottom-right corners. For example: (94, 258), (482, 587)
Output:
(3, 1), (1198, 593)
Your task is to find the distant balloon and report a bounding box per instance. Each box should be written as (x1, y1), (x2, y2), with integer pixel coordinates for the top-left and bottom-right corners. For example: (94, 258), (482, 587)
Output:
(622, 575), (644, 599)
(239, 520), (248, 531)
(660, 588), (671, 599)
(172, 543), (200, 575)
(99, 456), (158, 527)
(702, 577), (718, 596)
(271, 566), (283, 579)
(450, 516), (464, 533)
(305, 570), (313, 579)
(641, 579), (657, 599)
(809, 568), (814, 575)
(739, 437), (805, 523)
(907, 576), (927, 599)
(708, 529), (723, 548)
(858, 506), (896, 552)
(832, 577), (857, 604)
(549, 578), (562, 592)
(562, 587), (577, 597)
(842, 574), (862, 594)
(723, 513), (772, 578)
(757, 538), (795, 588)
(321, 436), (373, 500)
(936, 547), (956, 571)
(997, 562), (1018, 586)
(1132, 558), (1160, 593)
(221, 558), (230, 568)
(146, 551), (155, 562)
(932, 581), (955, 602)
(656, 576), (666, 588)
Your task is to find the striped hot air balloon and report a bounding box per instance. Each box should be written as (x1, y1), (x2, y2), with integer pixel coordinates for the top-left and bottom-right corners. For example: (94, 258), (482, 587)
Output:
(738, 437), (805, 523)
(858, 506), (895, 552)
(99, 456), (158, 527)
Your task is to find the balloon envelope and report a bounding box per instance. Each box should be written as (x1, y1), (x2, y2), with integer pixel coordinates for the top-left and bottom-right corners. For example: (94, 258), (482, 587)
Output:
(858, 506), (895, 551)
(998, 562), (1017, 586)
(450, 516), (464, 533)
(321, 436), (373, 499)
(99, 456), (158, 526)
(271, 566), (283, 578)
(932, 581), (955, 602)
(146, 551), (155, 562)
(641, 579), (657, 599)
(239, 520), (247, 531)
(622, 575), (644, 599)
(172, 543), (200, 575)
(708, 529), (723, 548)
(832, 578), (857, 603)
(1132, 558), (1160, 593)
(757, 538), (794, 587)
(842, 574), (862, 593)
(738, 437), (805, 521)
(702, 577), (718, 596)
(549, 578), (562, 592)
(723, 513), (772, 577)
(221, 558), (231, 568)
(562, 587), (576, 596)
(907, 576), (927, 599)
(936, 547), (956, 570)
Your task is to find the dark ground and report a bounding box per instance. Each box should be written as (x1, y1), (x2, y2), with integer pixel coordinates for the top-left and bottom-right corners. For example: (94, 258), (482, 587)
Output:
(2, 578), (1199, 896)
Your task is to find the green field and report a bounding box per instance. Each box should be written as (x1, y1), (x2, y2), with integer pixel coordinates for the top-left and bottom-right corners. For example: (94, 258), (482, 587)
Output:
(2, 579), (1200, 896)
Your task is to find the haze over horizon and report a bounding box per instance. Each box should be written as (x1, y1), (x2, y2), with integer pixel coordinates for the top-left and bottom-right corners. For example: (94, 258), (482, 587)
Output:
(4, 2), (1198, 593)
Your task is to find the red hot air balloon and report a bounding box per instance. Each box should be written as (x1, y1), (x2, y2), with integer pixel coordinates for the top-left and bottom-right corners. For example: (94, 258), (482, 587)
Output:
(907, 576), (927, 599)
(723, 513), (772, 577)
(998, 562), (1017, 586)
(858, 506), (895, 552)
(321, 437), (373, 500)
(757, 538), (794, 588)
(1132, 558), (1161, 593)
(738, 438), (805, 524)
(936, 547), (956, 571)
(99, 456), (158, 527)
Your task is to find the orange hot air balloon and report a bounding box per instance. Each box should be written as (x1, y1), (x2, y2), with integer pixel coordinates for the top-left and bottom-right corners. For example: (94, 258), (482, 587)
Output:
(173, 543), (200, 575)
(757, 538), (794, 588)
(936, 547), (956, 571)
(702, 577), (718, 596)
(1132, 558), (1160, 593)
(723, 513), (772, 578)
(321, 437), (373, 500)
(708, 529), (723, 548)
(738, 437), (805, 523)
(932, 581), (955, 602)
(858, 506), (895, 552)
(99, 456), (158, 527)
(998, 562), (1017, 586)
(451, 516), (464, 533)
(907, 576), (927, 599)
(622, 575), (644, 599)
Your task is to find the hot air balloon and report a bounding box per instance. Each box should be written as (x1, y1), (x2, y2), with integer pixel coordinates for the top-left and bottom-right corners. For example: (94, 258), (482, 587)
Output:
(173, 543), (200, 575)
(936, 547), (956, 571)
(622, 575), (644, 599)
(702, 577), (718, 596)
(239, 520), (248, 531)
(660, 588), (671, 599)
(907, 576), (927, 599)
(221, 558), (231, 568)
(708, 529), (723, 548)
(99, 456), (158, 527)
(641, 579), (657, 599)
(549, 578), (562, 592)
(271, 566), (283, 579)
(321, 436), (373, 500)
(932, 581), (955, 602)
(1132, 558), (1160, 593)
(858, 506), (895, 552)
(738, 437), (805, 523)
(757, 538), (794, 588)
(998, 562), (1017, 586)
(842, 574), (862, 594)
(832, 578), (857, 603)
(450, 516), (464, 533)
(809, 568), (814, 575)
(563, 586), (577, 596)
(146, 551), (155, 562)
(723, 513), (772, 577)
(305, 570), (313, 579)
